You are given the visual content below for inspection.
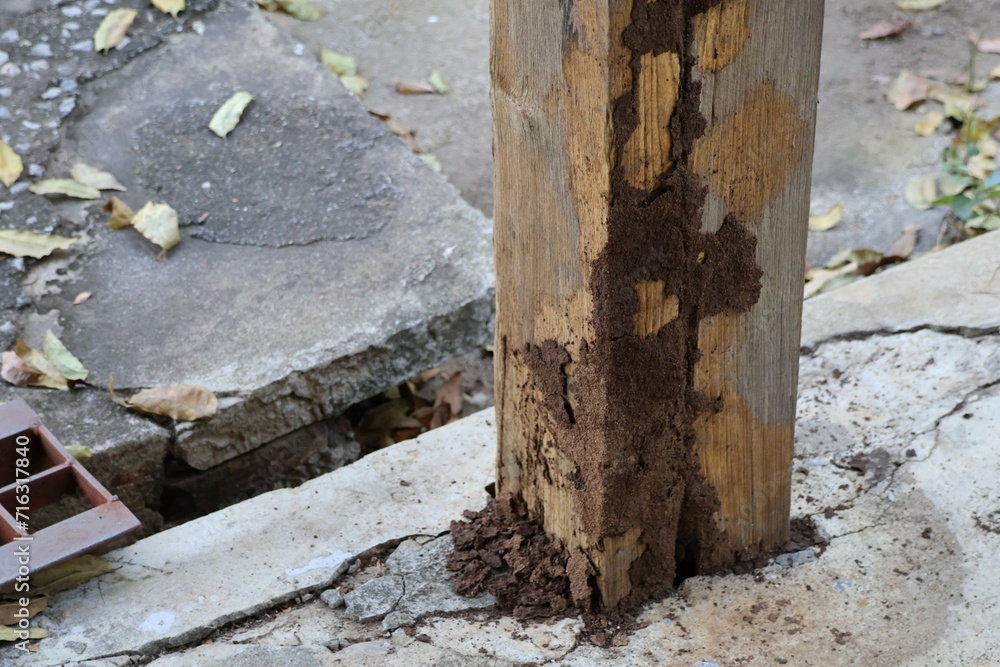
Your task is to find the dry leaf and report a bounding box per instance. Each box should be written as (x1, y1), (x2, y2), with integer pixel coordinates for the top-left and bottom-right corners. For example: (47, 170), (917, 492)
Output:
(894, 0), (948, 10)
(94, 8), (138, 53)
(904, 174), (937, 210)
(131, 201), (180, 256)
(428, 70), (448, 95)
(73, 291), (92, 305)
(367, 108), (391, 120)
(973, 35), (1000, 54)
(0, 597), (47, 626)
(70, 162), (126, 191)
(28, 179), (101, 199)
(276, 0), (319, 21)
(0, 626), (48, 642)
(991, 64), (1000, 80)
(0, 139), (23, 188)
(886, 224), (920, 259)
(395, 80), (435, 95)
(0, 230), (77, 259)
(808, 202), (844, 232)
(860, 18), (912, 39)
(1, 351), (39, 387)
(102, 196), (135, 229)
(320, 48), (356, 77)
(124, 384), (218, 421)
(43, 330), (88, 381)
(433, 372), (463, 421)
(209, 91), (254, 138)
(340, 75), (368, 97)
(884, 71), (929, 110)
(151, 0), (185, 18)
(65, 444), (92, 461)
(915, 111), (945, 137)
(927, 85), (974, 108)
(418, 153), (442, 172)
(31, 555), (114, 597)
(15, 340), (68, 390)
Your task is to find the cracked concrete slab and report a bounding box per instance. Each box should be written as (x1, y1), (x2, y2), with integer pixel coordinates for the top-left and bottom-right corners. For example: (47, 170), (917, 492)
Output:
(3, 411), (495, 666)
(24, 2), (494, 472)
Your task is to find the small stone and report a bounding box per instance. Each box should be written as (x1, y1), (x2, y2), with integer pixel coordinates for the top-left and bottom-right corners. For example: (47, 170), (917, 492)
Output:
(0, 107), (10, 119)
(62, 6), (83, 17)
(773, 549), (817, 568)
(382, 610), (415, 631)
(59, 98), (76, 115)
(343, 576), (404, 622)
(29, 43), (53, 58)
(71, 40), (91, 52)
(0, 87), (10, 97)
(27, 164), (44, 177)
(320, 588), (345, 609)
(0, 63), (18, 76)
(41, 87), (61, 100)
(22, 120), (41, 130)
(60, 79), (78, 92)
(29, 60), (49, 72)
(0, 30), (17, 43)
(0, 51), (8, 66)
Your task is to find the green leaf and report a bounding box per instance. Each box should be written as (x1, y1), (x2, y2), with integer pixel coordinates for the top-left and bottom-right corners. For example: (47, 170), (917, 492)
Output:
(428, 70), (448, 95)
(209, 91), (254, 139)
(950, 194), (976, 220)
(65, 444), (92, 461)
(42, 331), (89, 381)
(984, 169), (1000, 189)
(276, 0), (319, 21)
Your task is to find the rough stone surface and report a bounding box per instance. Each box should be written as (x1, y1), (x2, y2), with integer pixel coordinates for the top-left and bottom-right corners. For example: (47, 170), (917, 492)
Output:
(320, 589), (345, 609)
(147, 644), (330, 667)
(0, 385), (171, 534)
(344, 576), (405, 622)
(3, 411), (495, 666)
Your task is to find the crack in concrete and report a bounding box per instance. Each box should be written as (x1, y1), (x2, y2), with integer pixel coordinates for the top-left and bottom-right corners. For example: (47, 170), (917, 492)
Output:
(800, 323), (999, 357)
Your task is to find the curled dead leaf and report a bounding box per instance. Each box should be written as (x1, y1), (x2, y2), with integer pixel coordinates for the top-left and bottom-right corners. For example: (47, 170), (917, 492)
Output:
(70, 162), (126, 192)
(209, 91), (254, 139)
(14, 340), (68, 390)
(395, 80), (435, 95)
(859, 18), (912, 40)
(320, 48), (356, 77)
(884, 71), (929, 111)
(151, 0), (185, 18)
(131, 201), (180, 256)
(114, 381), (218, 421)
(31, 555), (113, 597)
(340, 75), (368, 98)
(904, 174), (937, 210)
(915, 111), (945, 137)
(808, 202), (844, 232)
(886, 224), (920, 259)
(0, 230), (77, 259)
(0, 596), (47, 626)
(1, 351), (40, 387)
(102, 196), (135, 229)
(29, 179), (101, 199)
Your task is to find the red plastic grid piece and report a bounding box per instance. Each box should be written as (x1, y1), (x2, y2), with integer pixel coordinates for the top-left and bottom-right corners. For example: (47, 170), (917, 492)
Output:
(0, 398), (141, 587)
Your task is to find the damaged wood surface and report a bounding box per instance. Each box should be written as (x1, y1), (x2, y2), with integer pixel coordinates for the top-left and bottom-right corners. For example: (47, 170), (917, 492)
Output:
(492, 0), (824, 609)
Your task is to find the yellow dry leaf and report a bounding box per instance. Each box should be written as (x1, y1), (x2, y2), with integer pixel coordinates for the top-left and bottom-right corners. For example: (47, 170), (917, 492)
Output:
(0, 139), (23, 188)
(894, 0), (948, 10)
(209, 91), (254, 138)
(883, 70), (929, 110)
(0, 626), (48, 642)
(915, 111), (945, 137)
(151, 0), (185, 18)
(15, 340), (68, 390)
(808, 202), (844, 232)
(132, 202), (180, 256)
(94, 8), (138, 53)
(43, 330), (88, 381)
(428, 70), (448, 95)
(276, 0), (319, 21)
(73, 291), (92, 305)
(320, 48), (356, 77)
(31, 555), (114, 597)
(65, 444), (92, 461)
(70, 162), (126, 191)
(967, 154), (996, 180)
(340, 75), (368, 97)
(0, 230), (77, 259)
(102, 196), (135, 229)
(126, 384), (218, 421)
(29, 179), (101, 199)
(991, 64), (1000, 80)
(904, 174), (937, 210)
(419, 153), (442, 172)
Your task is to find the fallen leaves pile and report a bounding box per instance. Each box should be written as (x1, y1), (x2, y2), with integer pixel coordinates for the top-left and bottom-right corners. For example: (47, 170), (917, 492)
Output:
(352, 371), (463, 453)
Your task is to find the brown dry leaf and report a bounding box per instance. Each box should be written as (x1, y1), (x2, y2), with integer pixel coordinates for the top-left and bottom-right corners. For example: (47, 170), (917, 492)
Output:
(860, 18), (912, 39)
(886, 224), (920, 259)
(31, 555), (114, 597)
(1, 351), (39, 387)
(94, 8), (137, 53)
(915, 111), (946, 137)
(808, 202), (844, 232)
(395, 80), (435, 95)
(883, 71), (929, 110)
(124, 385), (218, 421)
(0, 597), (47, 626)
(102, 196), (135, 229)
(0, 139), (23, 188)
(73, 291), (92, 305)
(70, 162), (126, 191)
(433, 372), (463, 422)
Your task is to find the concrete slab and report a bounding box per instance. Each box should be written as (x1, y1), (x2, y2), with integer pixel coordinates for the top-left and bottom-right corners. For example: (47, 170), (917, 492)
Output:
(21, 2), (493, 472)
(4, 410), (495, 666)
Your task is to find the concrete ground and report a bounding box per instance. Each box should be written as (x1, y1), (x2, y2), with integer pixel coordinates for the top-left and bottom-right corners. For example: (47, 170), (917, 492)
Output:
(5, 230), (999, 665)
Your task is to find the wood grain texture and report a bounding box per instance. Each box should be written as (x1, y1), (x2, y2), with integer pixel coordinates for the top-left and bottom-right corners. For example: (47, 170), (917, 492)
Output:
(492, 0), (824, 608)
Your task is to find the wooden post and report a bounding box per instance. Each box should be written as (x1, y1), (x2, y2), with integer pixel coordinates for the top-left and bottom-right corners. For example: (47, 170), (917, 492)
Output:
(492, 0), (824, 609)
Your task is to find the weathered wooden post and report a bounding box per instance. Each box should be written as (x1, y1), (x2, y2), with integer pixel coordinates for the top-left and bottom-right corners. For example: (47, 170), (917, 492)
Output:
(492, 1), (824, 609)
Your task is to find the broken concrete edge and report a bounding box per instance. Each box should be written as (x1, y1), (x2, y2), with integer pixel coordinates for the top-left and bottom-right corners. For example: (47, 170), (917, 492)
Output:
(173, 294), (495, 470)
(801, 229), (1000, 351)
